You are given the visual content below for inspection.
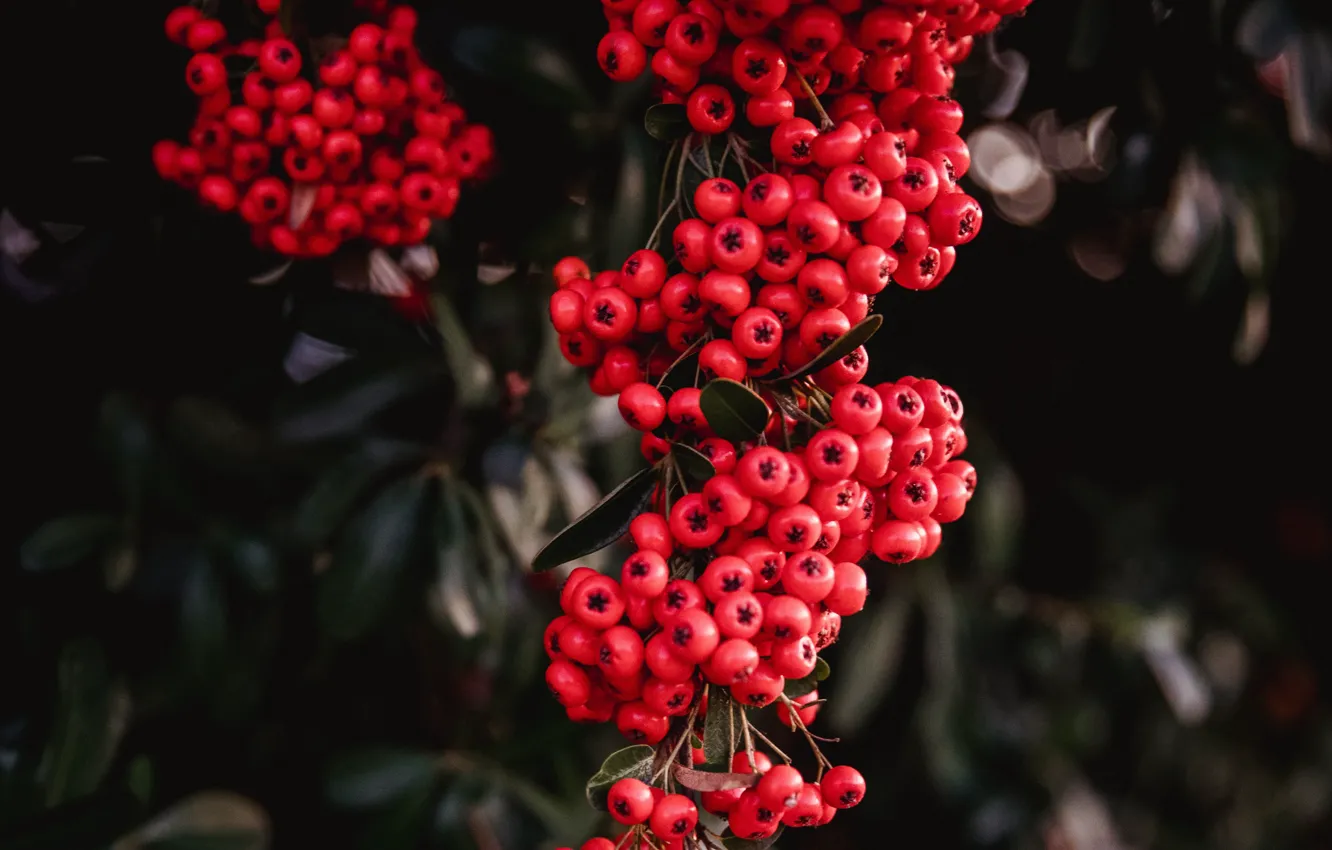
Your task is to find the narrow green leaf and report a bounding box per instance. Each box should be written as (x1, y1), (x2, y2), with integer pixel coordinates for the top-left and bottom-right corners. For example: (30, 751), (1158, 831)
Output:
(20, 514), (121, 572)
(37, 640), (130, 809)
(783, 656), (831, 698)
(180, 550), (227, 679)
(671, 443), (716, 485)
(644, 103), (689, 141)
(290, 439), (429, 548)
(325, 749), (438, 810)
(317, 475), (430, 642)
(531, 466), (658, 573)
(773, 314), (883, 381)
(698, 379), (769, 445)
(584, 746), (654, 811)
(450, 27), (594, 112)
(99, 394), (153, 515)
(702, 688), (745, 769)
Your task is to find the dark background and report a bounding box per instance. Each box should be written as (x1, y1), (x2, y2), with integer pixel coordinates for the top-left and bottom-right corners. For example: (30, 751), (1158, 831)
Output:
(3, 1), (1332, 848)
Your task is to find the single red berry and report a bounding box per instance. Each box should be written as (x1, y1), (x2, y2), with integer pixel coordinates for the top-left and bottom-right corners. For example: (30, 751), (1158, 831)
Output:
(347, 23), (384, 63)
(669, 493), (725, 549)
(165, 6), (202, 44)
(695, 177), (742, 223)
(786, 200), (841, 253)
(729, 660), (785, 708)
(599, 31), (648, 81)
(618, 382), (667, 431)
(645, 632), (696, 683)
(736, 446), (789, 499)
(871, 519), (925, 564)
(544, 659), (591, 708)
(811, 121), (866, 169)
(599, 625), (646, 679)
(643, 676), (696, 717)
(796, 258), (850, 309)
(650, 793), (698, 841)
(629, 513), (674, 558)
(823, 164), (883, 222)
(776, 689), (821, 729)
(686, 84), (735, 134)
(616, 700), (670, 744)
(746, 87), (796, 126)
(259, 38), (302, 82)
(731, 37), (788, 95)
(608, 778), (655, 826)
(185, 18), (227, 51)
(569, 575), (626, 630)
(185, 53), (226, 95)
(771, 117), (818, 166)
(820, 766), (866, 809)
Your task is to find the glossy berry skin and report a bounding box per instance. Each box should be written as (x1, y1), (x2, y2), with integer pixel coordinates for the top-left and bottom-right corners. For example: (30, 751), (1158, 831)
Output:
(607, 778), (655, 825)
(687, 84), (735, 134)
(650, 794), (698, 841)
(599, 31), (647, 81)
(618, 383), (667, 431)
(821, 765), (866, 809)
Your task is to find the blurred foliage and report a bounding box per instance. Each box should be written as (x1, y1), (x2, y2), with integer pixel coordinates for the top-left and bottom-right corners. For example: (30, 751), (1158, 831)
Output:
(2, 1), (1332, 850)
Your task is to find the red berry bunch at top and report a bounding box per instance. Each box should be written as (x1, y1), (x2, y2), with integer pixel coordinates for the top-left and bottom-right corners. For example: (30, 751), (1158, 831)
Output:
(152, 1), (494, 258)
(597, 0), (1031, 128)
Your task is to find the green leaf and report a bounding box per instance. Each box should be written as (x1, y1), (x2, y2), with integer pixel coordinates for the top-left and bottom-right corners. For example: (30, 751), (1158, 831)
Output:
(671, 443), (715, 485)
(828, 582), (912, 736)
(724, 828), (783, 850)
(672, 764), (757, 793)
(180, 549), (227, 679)
(645, 103), (689, 141)
(99, 394), (153, 515)
(584, 746), (654, 811)
(702, 687), (745, 769)
(531, 466), (658, 573)
(325, 749), (439, 810)
(37, 640), (130, 809)
(20, 514), (121, 572)
(783, 656), (831, 698)
(773, 314), (883, 381)
(119, 791), (269, 850)
(451, 27), (594, 112)
(317, 474), (431, 642)
(290, 438), (429, 548)
(273, 355), (451, 444)
(698, 379), (769, 445)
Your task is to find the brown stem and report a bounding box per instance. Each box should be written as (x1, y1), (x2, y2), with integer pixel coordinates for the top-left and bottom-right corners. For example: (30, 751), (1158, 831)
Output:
(654, 700), (701, 787)
(777, 693), (834, 778)
(746, 719), (793, 764)
(645, 198), (679, 253)
(790, 64), (834, 131)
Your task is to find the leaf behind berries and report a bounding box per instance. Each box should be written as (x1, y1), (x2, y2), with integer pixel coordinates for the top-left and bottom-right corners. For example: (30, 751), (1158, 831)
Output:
(530, 465), (657, 573)
(701, 687), (746, 770)
(783, 657), (831, 699)
(584, 745), (655, 811)
(672, 764), (758, 793)
(772, 314), (883, 382)
(698, 379), (769, 445)
(670, 443), (715, 485)
(644, 103), (689, 142)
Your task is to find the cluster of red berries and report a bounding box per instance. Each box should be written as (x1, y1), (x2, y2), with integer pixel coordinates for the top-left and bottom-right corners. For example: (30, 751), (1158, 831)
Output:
(596, 0), (1030, 133)
(562, 759), (863, 848)
(151, 0), (494, 257)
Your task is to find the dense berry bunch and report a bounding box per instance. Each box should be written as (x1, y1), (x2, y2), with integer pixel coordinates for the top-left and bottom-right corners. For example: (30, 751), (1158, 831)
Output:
(596, 0), (1031, 129)
(151, 1), (494, 258)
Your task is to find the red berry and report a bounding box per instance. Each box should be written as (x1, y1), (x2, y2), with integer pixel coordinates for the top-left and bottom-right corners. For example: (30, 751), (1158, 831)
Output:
(871, 519), (925, 564)
(820, 765), (866, 809)
(259, 38), (302, 82)
(185, 53), (226, 95)
(599, 31), (648, 81)
(185, 19), (227, 51)
(618, 382), (667, 431)
(771, 118), (818, 166)
(686, 84), (734, 134)
(649, 793), (698, 841)
(569, 575), (626, 630)
(786, 200), (841, 253)
(823, 164), (883, 222)
(607, 778), (655, 825)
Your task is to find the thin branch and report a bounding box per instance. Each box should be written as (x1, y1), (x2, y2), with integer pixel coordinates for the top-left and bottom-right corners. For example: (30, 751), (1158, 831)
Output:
(646, 199), (679, 253)
(746, 720), (793, 764)
(790, 64), (834, 131)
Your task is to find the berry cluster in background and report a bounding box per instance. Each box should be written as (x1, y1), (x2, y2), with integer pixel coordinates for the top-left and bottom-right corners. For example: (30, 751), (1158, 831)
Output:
(539, 1), (1032, 847)
(151, 0), (494, 258)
